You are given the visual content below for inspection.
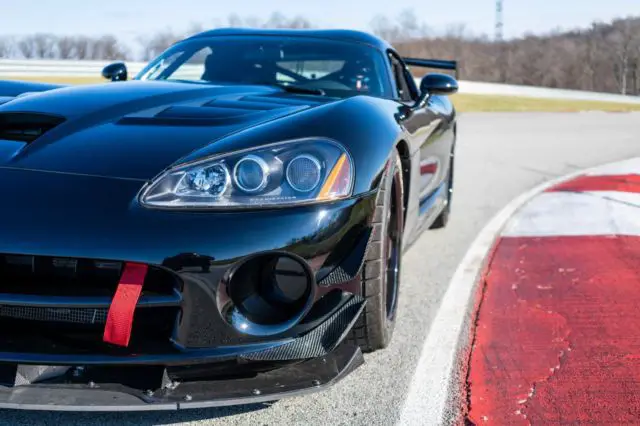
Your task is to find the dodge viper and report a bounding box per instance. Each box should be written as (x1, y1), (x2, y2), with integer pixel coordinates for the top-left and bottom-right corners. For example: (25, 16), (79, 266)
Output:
(0, 28), (458, 410)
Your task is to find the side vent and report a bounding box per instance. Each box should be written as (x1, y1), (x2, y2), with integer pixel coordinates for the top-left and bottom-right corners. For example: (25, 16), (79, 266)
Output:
(0, 113), (65, 143)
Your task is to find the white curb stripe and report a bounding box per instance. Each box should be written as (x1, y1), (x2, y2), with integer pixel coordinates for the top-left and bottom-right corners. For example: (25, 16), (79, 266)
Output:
(502, 191), (640, 237)
(584, 158), (640, 176)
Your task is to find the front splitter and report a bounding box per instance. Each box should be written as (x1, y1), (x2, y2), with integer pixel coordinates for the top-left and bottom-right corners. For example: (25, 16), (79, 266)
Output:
(0, 342), (363, 411)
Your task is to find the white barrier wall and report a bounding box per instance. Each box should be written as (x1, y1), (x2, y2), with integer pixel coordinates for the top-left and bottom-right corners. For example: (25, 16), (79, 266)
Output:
(0, 59), (146, 77)
(458, 80), (640, 104)
(2, 59), (640, 104)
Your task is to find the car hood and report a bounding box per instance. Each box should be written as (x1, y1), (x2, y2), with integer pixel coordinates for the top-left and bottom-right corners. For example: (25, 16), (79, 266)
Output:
(0, 81), (333, 180)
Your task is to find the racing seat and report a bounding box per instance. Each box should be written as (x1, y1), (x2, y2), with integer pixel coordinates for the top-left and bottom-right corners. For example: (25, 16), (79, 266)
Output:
(201, 52), (239, 83)
(201, 51), (273, 84)
(332, 57), (379, 95)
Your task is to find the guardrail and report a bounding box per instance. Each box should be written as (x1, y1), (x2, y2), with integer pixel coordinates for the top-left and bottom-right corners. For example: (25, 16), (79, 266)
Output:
(458, 80), (640, 104)
(2, 59), (640, 104)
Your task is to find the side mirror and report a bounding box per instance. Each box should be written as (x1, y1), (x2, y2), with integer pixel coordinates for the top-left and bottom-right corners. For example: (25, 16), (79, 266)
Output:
(101, 62), (128, 82)
(415, 73), (458, 107)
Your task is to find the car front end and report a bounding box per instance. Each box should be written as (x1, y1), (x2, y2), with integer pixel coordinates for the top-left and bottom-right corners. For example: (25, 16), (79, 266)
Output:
(0, 163), (376, 410)
(0, 29), (410, 410)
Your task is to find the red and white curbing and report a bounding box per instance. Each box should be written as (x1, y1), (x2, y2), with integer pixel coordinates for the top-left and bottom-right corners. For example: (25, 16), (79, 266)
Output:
(466, 158), (640, 424)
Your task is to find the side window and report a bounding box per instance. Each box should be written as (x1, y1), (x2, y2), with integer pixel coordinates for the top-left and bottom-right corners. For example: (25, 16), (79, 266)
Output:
(169, 47), (211, 81)
(389, 53), (417, 102)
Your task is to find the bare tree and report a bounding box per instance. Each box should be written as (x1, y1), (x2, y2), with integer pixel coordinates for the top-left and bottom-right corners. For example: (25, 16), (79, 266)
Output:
(138, 30), (178, 61)
(74, 36), (92, 60)
(264, 12), (287, 28)
(581, 23), (603, 91)
(0, 37), (11, 58)
(227, 13), (244, 27)
(262, 12), (312, 29)
(17, 37), (35, 59)
(93, 35), (129, 60)
(57, 36), (75, 59)
(32, 34), (57, 59)
(370, 15), (401, 42)
(609, 18), (640, 94)
(287, 16), (313, 29)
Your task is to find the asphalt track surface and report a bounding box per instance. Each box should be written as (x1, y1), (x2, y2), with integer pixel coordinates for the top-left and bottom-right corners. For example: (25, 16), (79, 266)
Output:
(2, 112), (640, 426)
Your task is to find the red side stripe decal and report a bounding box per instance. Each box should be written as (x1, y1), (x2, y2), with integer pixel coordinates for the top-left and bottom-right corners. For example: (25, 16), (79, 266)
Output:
(547, 174), (640, 193)
(103, 262), (148, 347)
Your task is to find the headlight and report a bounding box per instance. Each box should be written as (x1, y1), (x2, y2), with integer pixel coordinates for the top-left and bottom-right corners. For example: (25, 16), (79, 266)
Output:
(140, 139), (353, 209)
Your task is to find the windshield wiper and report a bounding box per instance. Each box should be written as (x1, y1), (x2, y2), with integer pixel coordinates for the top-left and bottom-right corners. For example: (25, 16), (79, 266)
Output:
(262, 83), (326, 96)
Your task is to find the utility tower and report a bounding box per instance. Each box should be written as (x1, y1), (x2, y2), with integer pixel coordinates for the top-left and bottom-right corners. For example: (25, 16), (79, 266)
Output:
(495, 0), (507, 82)
(495, 0), (504, 42)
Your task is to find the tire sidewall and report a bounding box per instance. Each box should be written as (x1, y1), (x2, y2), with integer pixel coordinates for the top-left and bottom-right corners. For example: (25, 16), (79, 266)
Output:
(377, 153), (405, 346)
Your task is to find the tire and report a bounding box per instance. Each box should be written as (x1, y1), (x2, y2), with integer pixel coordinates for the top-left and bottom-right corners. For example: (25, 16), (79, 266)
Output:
(430, 150), (455, 230)
(349, 150), (404, 352)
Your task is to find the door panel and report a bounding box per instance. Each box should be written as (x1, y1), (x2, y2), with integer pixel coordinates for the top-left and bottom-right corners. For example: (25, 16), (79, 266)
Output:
(418, 95), (455, 203)
(387, 51), (455, 230)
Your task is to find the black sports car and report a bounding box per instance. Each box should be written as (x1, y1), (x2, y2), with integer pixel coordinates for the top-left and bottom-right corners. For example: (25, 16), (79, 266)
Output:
(0, 29), (457, 410)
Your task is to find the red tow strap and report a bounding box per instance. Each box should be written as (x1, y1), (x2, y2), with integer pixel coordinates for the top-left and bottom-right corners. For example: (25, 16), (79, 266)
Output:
(103, 262), (148, 347)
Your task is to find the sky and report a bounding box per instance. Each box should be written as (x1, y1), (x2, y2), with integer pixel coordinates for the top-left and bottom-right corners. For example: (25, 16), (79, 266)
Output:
(3, 0), (640, 42)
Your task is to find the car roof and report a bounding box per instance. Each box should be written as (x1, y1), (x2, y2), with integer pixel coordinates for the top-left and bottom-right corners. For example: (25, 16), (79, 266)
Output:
(186, 28), (393, 51)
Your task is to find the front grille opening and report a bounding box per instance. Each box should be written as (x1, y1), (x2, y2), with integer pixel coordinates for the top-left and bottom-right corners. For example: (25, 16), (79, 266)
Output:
(0, 112), (65, 143)
(0, 255), (181, 355)
(0, 255), (178, 297)
(0, 306), (108, 325)
(0, 307), (178, 355)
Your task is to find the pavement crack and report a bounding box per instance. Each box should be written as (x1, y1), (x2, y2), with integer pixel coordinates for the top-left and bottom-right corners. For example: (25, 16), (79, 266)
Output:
(556, 184), (640, 210)
(509, 266), (573, 425)
(463, 276), (490, 425)
(517, 305), (572, 425)
(516, 165), (559, 178)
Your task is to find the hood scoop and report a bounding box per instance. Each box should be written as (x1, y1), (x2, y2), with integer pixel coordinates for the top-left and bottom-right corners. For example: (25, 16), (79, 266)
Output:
(118, 98), (304, 127)
(0, 113), (66, 143)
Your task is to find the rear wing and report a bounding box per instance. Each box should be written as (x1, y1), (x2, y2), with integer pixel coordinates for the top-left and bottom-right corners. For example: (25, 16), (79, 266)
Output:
(402, 58), (459, 79)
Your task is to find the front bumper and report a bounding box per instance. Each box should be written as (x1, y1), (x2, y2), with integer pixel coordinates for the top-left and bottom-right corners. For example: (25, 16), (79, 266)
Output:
(0, 168), (376, 409)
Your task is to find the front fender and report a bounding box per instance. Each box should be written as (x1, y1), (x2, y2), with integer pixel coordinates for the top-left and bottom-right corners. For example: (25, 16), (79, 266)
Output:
(0, 80), (66, 98)
(179, 95), (405, 197)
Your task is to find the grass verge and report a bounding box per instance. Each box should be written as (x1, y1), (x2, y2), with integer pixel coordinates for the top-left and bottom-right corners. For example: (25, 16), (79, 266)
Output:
(6, 77), (640, 112)
(452, 93), (640, 112)
(12, 76), (105, 85)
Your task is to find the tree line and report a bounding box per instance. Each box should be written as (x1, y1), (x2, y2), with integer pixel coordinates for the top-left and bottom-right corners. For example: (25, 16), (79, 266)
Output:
(1, 11), (639, 95)
(388, 15), (640, 96)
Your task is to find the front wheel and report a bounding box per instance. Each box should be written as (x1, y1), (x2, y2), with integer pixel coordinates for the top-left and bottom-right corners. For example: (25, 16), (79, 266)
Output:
(349, 150), (404, 352)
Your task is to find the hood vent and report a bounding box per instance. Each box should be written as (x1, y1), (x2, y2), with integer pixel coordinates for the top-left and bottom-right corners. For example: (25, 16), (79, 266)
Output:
(203, 99), (286, 111)
(240, 95), (325, 106)
(0, 113), (65, 143)
(156, 105), (260, 120)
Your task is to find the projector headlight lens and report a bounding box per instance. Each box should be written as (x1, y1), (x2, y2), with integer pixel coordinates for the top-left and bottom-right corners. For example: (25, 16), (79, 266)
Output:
(286, 154), (322, 193)
(233, 155), (269, 194)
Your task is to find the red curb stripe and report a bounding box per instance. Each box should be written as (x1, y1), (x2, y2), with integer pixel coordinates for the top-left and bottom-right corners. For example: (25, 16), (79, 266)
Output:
(547, 174), (640, 193)
(460, 239), (502, 423)
(467, 235), (640, 424)
(103, 263), (147, 347)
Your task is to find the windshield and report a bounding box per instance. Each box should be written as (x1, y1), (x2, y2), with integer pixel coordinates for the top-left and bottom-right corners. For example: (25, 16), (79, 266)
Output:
(136, 36), (393, 98)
